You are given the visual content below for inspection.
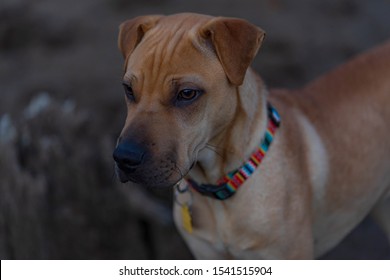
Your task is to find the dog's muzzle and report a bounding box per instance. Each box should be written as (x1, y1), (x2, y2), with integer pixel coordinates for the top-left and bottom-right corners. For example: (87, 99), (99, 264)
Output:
(113, 139), (182, 188)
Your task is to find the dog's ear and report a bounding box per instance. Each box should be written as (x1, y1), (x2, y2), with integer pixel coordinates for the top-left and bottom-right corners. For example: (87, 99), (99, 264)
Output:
(118, 15), (162, 60)
(200, 17), (265, 86)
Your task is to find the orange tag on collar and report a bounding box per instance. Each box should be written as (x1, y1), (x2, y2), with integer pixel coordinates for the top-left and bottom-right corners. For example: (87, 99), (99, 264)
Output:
(181, 204), (193, 234)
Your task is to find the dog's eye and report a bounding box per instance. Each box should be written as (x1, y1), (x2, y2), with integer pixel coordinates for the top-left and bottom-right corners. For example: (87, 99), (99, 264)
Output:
(122, 83), (135, 101)
(177, 89), (200, 102)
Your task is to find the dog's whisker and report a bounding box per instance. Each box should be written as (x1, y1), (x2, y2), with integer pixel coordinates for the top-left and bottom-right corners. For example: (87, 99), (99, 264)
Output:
(205, 143), (239, 159)
(205, 143), (235, 153)
(111, 166), (118, 183)
(173, 162), (186, 181)
(204, 145), (224, 159)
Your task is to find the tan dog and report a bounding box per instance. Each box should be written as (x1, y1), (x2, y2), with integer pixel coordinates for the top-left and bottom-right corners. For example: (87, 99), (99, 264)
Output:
(113, 13), (390, 259)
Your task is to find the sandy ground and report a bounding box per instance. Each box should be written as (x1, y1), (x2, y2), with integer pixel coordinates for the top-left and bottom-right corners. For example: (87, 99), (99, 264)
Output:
(0, 0), (389, 259)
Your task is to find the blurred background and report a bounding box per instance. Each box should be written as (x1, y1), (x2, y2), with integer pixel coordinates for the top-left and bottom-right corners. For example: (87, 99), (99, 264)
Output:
(0, 0), (389, 259)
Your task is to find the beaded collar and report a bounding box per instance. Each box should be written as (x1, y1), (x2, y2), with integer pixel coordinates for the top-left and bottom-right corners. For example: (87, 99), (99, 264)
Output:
(187, 104), (281, 200)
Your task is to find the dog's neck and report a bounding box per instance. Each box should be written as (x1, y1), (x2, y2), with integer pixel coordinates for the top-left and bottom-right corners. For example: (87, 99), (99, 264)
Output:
(191, 69), (268, 184)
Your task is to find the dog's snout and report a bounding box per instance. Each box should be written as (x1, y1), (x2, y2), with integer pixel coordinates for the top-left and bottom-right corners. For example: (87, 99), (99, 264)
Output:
(113, 140), (146, 170)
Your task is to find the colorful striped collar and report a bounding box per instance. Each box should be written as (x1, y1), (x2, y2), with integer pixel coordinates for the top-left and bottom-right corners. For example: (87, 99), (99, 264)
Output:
(187, 104), (281, 200)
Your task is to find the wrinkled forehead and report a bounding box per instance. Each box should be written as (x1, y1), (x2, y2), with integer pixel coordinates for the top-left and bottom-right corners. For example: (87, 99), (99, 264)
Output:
(125, 14), (219, 79)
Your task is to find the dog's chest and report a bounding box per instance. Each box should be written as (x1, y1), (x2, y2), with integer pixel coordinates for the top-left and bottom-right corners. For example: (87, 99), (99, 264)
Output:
(174, 192), (268, 259)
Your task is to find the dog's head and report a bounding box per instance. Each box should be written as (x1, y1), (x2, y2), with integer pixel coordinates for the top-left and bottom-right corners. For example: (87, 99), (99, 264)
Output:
(113, 13), (265, 188)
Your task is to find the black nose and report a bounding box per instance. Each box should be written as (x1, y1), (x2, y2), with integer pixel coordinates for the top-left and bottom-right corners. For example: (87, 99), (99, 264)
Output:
(113, 140), (146, 171)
